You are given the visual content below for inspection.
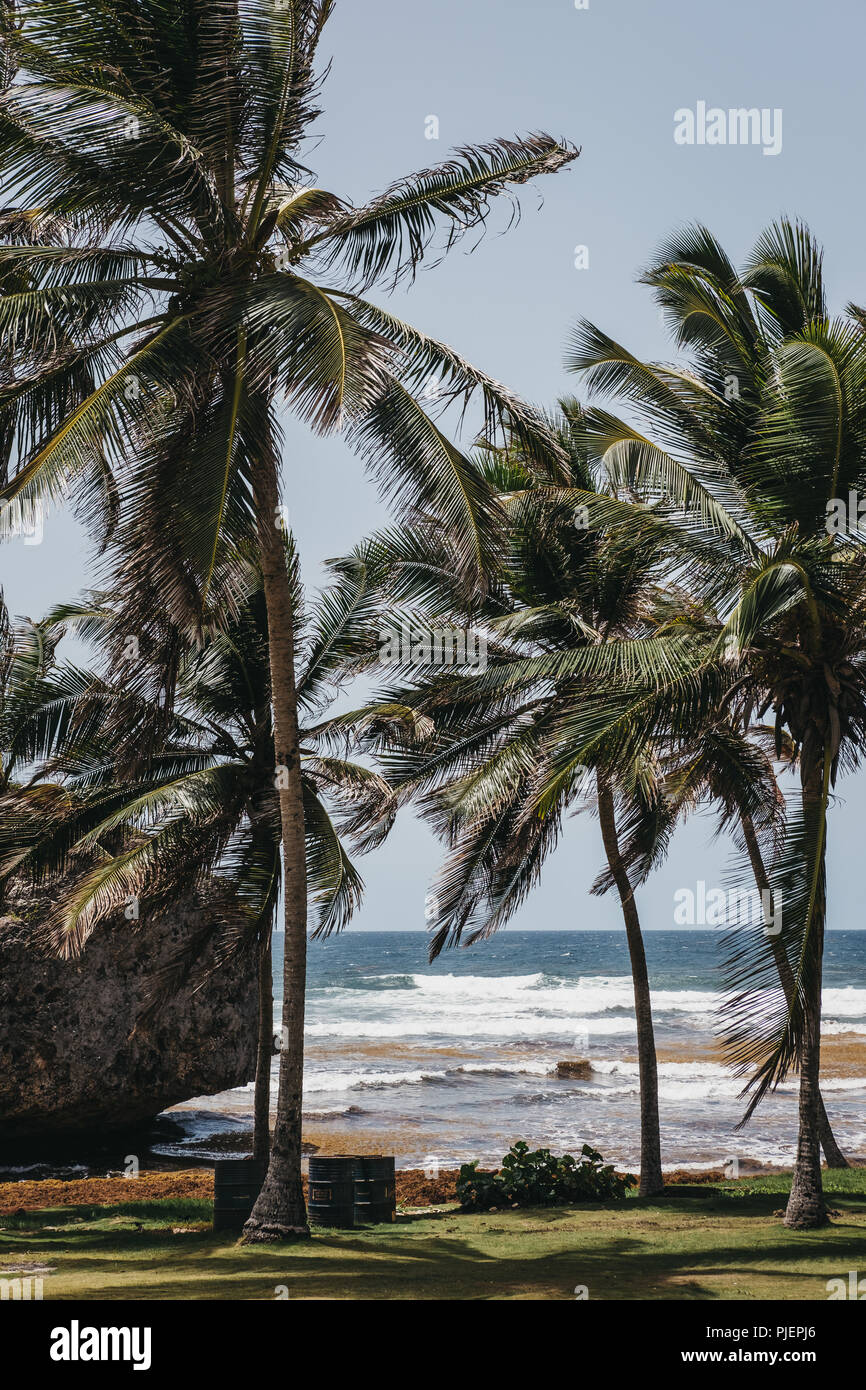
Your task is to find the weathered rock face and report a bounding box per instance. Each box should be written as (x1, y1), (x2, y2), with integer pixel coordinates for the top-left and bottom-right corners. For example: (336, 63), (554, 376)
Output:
(0, 899), (257, 1144)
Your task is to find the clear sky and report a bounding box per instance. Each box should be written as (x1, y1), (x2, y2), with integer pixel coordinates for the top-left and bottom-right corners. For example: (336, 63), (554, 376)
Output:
(3, 0), (866, 931)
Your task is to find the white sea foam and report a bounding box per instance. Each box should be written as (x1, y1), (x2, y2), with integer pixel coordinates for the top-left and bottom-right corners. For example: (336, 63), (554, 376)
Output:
(821, 987), (866, 1017)
(304, 1015), (637, 1040)
(591, 1060), (731, 1080)
(302, 1105), (365, 1119)
(454, 1061), (554, 1077)
(304, 1068), (449, 1094)
(397, 973), (720, 1015)
(587, 1060), (866, 1102)
(296, 1057), (866, 1108)
(404, 972), (547, 995)
(299, 970), (866, 1045)
(585, 1060), (743, 1101)
(300, 972), (728, 1042)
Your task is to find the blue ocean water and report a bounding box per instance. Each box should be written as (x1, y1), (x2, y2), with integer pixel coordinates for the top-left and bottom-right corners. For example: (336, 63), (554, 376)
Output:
(163, 929), (866, 1173)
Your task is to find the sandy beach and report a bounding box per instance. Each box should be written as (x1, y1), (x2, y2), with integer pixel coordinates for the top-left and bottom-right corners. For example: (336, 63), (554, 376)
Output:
(654, 1031), (866, 1078)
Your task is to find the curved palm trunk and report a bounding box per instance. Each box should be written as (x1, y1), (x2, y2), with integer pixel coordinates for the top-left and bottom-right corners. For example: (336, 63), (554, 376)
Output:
(784, 751), (830, 1230)
(816, 1093), (848, 1170)
(739, 812), (848, 1169)
(252, 933), (273, 1165)
(243, 434), (310, 1243)
(596, 771), (664, 1196)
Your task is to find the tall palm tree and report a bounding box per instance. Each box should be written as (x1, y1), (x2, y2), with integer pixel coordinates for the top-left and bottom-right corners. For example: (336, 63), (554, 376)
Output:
(352, 410), (683, 1195)
(565, 219), (866, 1227)
(0, 0), (577, 1238)
(606, 703), (850, 1168)
(0, 542), (393, 1159)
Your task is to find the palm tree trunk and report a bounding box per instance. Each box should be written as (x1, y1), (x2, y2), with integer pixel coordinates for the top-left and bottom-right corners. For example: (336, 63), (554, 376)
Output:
(242, 429), (310, 1243)
(252, 933), (273, 1165)
(783, 750), (830, 1230)
(785, 979), (827, 1228)
(739, 811), (848, 1169)
(816, 1093), (848, 1170)
(596, 771), (664, 1196)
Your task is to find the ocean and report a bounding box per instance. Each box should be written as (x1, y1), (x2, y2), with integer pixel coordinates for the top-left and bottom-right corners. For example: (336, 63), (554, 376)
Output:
(159, 929), (866, 1175)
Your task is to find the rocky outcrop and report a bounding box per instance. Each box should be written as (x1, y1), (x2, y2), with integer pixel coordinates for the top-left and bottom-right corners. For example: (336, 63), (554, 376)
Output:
(556, 1059), (593, 1079)
(0, 897), (257, 1144)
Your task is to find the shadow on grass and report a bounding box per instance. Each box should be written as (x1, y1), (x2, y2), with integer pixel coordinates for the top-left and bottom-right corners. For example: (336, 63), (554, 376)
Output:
(38, 1229), (863, 1301)
(4, 1184), (865, 1301)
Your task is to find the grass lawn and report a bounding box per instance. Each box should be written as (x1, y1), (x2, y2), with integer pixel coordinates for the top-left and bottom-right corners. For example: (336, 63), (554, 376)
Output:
(2, 1171), (864, 1301)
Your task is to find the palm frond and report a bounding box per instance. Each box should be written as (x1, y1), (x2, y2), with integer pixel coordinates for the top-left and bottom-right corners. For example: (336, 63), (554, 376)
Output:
(309, 134), (578, 289)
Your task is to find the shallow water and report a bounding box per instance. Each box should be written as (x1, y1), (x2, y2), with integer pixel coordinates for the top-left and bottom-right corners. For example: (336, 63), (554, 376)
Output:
(156, 929), (866, 1174)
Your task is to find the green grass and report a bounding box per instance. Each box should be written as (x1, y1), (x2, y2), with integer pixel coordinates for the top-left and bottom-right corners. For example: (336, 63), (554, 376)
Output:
(2, 1173), (865, 1301)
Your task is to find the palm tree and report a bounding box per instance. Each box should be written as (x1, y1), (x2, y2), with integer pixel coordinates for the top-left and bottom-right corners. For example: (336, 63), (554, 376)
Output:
(608, 702), (850, 1168)
(1, 589), (52, 787)
(0, 0), (577, 1238)
(0, 542), (394, 1159)
(351, 410), (680, 1195)
(0, 588), (70, 912)
(566, 219), (866, 1227)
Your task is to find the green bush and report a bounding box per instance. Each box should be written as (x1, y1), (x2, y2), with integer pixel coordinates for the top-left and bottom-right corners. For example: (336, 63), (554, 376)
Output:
(456, 1142), (637, 1211)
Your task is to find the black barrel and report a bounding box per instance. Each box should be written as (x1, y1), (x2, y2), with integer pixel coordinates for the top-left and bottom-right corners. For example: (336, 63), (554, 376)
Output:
(213, 1158), (266, 1233)
(353, 1154), (397, 1226)
(308, 1155), (357, 1229)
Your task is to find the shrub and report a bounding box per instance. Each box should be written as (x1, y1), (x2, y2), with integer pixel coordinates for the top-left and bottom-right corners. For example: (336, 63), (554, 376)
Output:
(456, 1142), (637, 1211)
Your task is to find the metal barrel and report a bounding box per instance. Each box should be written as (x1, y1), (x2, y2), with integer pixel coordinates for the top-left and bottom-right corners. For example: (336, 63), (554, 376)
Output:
(308, 1154), (357, 1228)
(353, 1154), (397, 1225)
(212, 1158), (266, 1233)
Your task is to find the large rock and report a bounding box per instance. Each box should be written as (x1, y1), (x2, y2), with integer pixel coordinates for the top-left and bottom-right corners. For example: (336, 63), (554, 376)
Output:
(0, 896), (257, 1144)
(556, 1059), (593, 1080)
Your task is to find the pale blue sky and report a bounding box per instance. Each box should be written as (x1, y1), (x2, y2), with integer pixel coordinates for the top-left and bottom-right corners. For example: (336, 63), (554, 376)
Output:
(3, 0), (866, 931)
